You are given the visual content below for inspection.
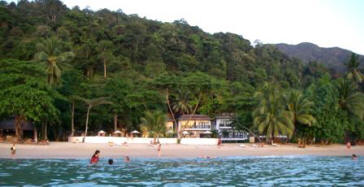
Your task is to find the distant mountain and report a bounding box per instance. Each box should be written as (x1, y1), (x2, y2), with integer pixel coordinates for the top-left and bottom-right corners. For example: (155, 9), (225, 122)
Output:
(275, 42), (364, 72)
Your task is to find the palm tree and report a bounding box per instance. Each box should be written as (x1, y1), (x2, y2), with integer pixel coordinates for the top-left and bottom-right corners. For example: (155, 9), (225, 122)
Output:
(172, 90), (192, 115)
(140, 110), (167, 143)
(346, 53), (363, 83)
(284, 90), (316, 128)
(253, 83), (294, 144)
(34, 37), (74, 85)
(172, 90), (193, 138)
(78, 97), (112, 142)
(336, 79), (364, 119)
(284, 90), (316, 145)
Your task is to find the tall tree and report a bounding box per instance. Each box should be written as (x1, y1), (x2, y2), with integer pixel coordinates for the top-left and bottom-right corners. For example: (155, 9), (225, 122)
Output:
(346, 53), (363, 83)
(284, 90), (315, 129)
(284, 90), (316, 144)
(0, 59), (60, 141)
(105, 78), (132, 131)
(172, 89), (192, 115)
(34, 37), (74, 85)
(152, 74), (179, 135)
(253, 83), (294, 143)
(336, 78), (364, 120)
(97, 40), (114, 79)
(58, 69), (85, 136)
(78, 97), (112, 142)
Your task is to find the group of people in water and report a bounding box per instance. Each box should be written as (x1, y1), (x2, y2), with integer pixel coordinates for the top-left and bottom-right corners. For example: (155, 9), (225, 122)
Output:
(90, 150), (130, 165)
(89, 143), (163, 164)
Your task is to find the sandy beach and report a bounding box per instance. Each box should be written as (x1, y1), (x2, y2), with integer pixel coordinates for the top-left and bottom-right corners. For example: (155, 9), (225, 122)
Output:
(0, 142), (363, 159)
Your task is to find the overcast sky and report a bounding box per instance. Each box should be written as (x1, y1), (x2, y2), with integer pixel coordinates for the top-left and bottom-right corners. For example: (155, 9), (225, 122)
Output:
(9, 0), (364, 54)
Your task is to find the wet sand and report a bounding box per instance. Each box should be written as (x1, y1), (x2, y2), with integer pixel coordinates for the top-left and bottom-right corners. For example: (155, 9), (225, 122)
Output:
(0, 142), (363, 159)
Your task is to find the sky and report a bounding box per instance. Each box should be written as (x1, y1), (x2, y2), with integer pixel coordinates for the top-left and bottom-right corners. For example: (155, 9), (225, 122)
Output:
(7, 0), (364, 54)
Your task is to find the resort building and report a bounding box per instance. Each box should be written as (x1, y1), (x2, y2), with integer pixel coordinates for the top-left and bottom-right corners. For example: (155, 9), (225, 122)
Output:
(165, 117), (174, 134)
(178, 114), (212, 138)
(214, 114), (248, 141)
(0, 119), (35, 140)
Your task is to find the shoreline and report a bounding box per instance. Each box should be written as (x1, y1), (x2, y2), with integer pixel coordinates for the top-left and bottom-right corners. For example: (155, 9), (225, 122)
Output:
(0, 142), (363, 159)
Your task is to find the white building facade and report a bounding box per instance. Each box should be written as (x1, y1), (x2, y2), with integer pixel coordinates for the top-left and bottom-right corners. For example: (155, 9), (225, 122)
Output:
(215, 114), (248, 141)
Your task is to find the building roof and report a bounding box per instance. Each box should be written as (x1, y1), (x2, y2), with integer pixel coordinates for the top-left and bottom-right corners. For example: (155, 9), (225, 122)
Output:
(178, 114), (211, 121)
(215, 113), (234, 119)
(0, 119), (34, 131)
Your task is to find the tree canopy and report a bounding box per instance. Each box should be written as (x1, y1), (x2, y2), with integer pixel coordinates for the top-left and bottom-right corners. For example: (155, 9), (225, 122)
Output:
(0, 0), (363, 143)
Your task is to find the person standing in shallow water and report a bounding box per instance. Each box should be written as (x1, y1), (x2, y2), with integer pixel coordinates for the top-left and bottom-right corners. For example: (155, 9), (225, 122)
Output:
(157, 143), (162, 157)
(90, 150), (100, 164)
(10, 143), (16, 156)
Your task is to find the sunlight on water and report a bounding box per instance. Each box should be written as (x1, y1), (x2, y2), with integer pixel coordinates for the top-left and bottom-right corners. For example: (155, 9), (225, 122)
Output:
(0, 156), (363, 186)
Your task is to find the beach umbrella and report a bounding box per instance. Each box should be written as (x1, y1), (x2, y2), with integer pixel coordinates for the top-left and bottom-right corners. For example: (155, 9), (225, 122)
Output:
(167, 130), (174, 134)
(97, 130), (106, 136)
(131, 130), (140, 134)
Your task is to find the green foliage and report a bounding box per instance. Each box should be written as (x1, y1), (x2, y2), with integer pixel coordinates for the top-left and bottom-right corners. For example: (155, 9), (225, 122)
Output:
(346, 53), (364, 83)
(140, 110), (167, 142)
(0, 59), (60, 139)
(284, 90), (315, 127)
(336, 78), (364, 119)
(253, 83), (295, 142)
(0, 0), (363, 143)
(34, 37), (74, 85)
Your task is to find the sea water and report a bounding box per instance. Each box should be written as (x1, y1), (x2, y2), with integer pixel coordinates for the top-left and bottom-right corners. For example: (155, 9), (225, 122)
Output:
(0, 156), (363, 186)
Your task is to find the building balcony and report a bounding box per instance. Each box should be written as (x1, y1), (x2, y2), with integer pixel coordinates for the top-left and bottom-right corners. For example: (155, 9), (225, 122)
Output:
(218, 126), (232, 129)
(183, 126), (211, 131)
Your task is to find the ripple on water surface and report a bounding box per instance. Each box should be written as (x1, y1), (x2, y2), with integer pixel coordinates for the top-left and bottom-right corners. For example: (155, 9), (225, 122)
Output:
(0, 156), (363, 186)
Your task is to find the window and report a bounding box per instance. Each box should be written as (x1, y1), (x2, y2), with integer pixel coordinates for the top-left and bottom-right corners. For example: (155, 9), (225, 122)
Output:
(196, 121), (210, 129)
(219, 119), (231, 127)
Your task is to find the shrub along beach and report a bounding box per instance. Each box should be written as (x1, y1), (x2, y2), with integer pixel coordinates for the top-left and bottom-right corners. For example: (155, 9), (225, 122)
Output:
(0, 0), (364, 150)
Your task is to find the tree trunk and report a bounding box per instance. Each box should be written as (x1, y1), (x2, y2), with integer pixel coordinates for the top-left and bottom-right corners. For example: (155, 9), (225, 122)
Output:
(114, 114), (118, 131)
(71, 100), (75, 136)
(14, 115), (24, 142)
(103, 59), (107, 79)
(166, 89), (178, 137)
(83, 106), (91, 143)
(34, 126), (38, 143)
(44, 123), (48, 140)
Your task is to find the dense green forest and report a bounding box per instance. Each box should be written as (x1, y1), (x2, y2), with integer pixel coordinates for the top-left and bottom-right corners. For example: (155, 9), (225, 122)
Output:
(0, 0), (363, 143)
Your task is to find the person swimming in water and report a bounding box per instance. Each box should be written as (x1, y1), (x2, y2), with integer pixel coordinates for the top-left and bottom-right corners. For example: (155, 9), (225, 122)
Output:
(90, 150), (100, 164)
(352, 154), (358, 160)
(108, 159), (114, 165)
(124, 156), (130, 162)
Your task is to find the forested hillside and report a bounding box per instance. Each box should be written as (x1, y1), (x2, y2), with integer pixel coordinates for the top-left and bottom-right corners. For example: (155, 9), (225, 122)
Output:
(0, 0), (363, 143)
(276, 42), (364, 73)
